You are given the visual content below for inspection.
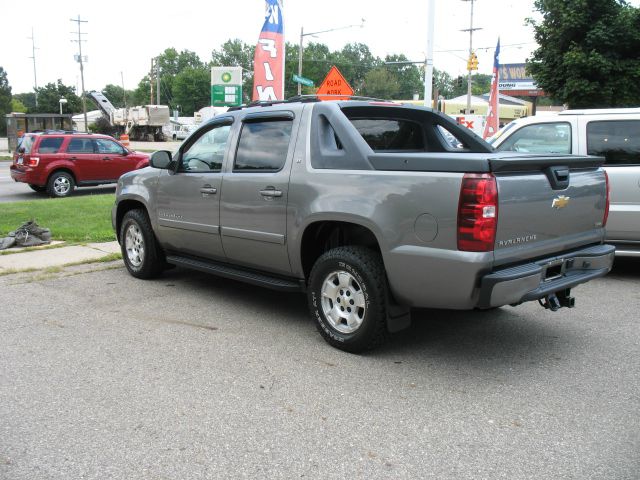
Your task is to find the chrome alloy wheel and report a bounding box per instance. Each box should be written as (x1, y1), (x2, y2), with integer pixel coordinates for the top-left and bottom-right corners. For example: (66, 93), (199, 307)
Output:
(53, 176), (71, 195)
(125, 224), (145, 267)
(320, 270), (367, 334)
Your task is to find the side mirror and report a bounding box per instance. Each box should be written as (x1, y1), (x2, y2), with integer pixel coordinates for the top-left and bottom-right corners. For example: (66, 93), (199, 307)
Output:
(150, 150), (173, 169)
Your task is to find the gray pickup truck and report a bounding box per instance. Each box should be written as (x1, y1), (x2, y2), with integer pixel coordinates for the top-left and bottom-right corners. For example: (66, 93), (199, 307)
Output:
(113, 99), (614, 352)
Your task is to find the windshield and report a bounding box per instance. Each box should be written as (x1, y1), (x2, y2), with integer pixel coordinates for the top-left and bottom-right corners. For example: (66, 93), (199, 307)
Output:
(488, 121), (517, 145)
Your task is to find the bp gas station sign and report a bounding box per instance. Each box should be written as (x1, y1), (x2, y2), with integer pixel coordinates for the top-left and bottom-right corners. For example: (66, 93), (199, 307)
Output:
(211, 67), (242, 107)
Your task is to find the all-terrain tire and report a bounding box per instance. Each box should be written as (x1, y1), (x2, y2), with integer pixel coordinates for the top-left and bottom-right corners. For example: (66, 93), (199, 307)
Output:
(120, 209), (166, 279)
(307, 246), (389, 353)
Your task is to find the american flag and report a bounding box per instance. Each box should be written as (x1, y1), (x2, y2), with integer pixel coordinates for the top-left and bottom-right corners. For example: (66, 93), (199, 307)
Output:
(252, 0), (285, 101)
(483, 38), (500, 139)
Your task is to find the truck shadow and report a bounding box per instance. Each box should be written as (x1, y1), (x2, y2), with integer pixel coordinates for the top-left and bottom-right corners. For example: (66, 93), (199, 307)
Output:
(163, 267), (572, 367)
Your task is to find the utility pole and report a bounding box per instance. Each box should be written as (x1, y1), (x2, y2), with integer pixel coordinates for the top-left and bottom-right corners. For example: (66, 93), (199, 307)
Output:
(121, 71), (127, 108)
(461, 0), (481, 114)
(150, 58), (155, 105)
(156, 60), (161, 105)
(424, 0), (435, 107)
(28, 28), (38, 108)
(71, 15), (88, 131)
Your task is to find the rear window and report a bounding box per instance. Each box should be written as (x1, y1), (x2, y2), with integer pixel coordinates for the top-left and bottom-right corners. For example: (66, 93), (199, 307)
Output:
(17, 135), (36, 154)
(349, 118), (425, 151)
(38, 137), (64, 154)
(587, 120), (640, 165)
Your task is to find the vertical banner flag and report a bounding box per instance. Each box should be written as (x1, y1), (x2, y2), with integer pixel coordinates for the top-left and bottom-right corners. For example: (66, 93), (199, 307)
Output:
(252, 0), (284, 101)
(483, 38), (500, 139)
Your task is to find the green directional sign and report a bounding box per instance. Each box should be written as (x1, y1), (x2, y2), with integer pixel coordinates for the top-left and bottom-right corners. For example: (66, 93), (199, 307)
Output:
(292, 74), (314, 87)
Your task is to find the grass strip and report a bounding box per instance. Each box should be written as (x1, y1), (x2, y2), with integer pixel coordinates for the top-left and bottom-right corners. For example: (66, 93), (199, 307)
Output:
(0, 194), (116, 243)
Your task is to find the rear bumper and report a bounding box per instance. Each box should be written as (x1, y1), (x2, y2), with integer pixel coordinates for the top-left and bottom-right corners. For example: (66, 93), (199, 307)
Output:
(477, 244), (615, 309)
(9, 165), (41, 185)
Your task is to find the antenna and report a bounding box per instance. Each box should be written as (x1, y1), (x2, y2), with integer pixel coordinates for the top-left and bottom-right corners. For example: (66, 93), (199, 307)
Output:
(71, 15), (88, 131)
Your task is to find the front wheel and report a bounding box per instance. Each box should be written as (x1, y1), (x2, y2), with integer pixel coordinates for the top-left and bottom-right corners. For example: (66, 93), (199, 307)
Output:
(120, 209), (165, 279)
(307, 246), (389, 353)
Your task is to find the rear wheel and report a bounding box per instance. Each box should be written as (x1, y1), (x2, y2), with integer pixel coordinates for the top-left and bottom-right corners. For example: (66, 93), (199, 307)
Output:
(307, 246), (389, 353)
(29, 184), (47, 193)
(120, 209), (165, 279)
(47, 171), (75, 198)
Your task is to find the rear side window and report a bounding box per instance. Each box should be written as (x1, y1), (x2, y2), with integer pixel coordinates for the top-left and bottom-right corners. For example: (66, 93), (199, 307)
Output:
(234, 120), (292, 172)
(496, 122), (571, 154)
(587, 120), (640, 165)
(17, 135), (35, 154)
(67, 138), (95, 153)
(349, 118), (425, 151)
(38, 137), (64, 154)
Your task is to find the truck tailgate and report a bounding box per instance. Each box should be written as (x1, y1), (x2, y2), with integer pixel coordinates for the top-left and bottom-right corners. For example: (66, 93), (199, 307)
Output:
(490, 155), (608, 265)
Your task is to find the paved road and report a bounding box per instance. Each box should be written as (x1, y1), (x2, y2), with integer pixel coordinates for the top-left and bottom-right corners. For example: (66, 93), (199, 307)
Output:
(0, 140), (180, 203)
(0, 258), (638, 479)
(0, 162), (116, 202)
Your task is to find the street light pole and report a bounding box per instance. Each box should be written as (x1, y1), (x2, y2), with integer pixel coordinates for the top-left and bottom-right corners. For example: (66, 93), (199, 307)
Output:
(297, 20), (365, 96)
(298, 26), (304, 96)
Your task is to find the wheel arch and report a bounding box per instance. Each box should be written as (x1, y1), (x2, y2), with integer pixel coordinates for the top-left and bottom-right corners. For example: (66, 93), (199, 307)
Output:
(299, 219), (383, 282)
(115, 198), (149, 241)
(47, 167), (77, 185)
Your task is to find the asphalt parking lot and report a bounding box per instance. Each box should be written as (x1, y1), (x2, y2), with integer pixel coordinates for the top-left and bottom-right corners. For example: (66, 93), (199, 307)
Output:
(0, 259), (638, 479)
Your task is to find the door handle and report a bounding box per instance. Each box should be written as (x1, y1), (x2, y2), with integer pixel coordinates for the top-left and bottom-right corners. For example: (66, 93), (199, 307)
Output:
(259, 188), (283, 198)
(200, 187), (217, 194)
(102, 157), (112, 161)
(69, 156), (77, 161)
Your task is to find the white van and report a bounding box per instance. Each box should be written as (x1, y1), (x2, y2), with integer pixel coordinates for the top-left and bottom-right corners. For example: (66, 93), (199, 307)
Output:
(172, 124), (198, 141)
(491, 108), (640, 256)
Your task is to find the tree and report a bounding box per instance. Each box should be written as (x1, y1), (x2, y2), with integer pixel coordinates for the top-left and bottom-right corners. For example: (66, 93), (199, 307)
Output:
(212, 39), (255, 103)
(362, 67), (399, 99)
(527, 0), (640, 108)
(32, 80), (82, 114)
(101, 84), (133, 108)
(333, 43), (379, 94)
(13, 92), (36, 111)
(433, 68), (455, 99)
(383, 54), (423, 100)
(172, 67), (211, 114)
(11, 98), (27, 113)
(0, 67), (12, 135)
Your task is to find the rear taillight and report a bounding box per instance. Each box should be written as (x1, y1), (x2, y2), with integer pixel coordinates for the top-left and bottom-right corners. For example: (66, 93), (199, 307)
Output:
(457, 173), (498, 252)
(603, 170), (610, 227)
(27, 157), (40, 167)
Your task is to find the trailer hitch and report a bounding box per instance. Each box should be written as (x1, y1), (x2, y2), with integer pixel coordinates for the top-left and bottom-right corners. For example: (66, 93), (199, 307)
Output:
(539, 289), (575, 312)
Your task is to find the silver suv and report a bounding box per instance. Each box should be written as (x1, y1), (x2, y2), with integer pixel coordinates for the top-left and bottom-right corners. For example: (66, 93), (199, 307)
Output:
(492, 108), (640, 256)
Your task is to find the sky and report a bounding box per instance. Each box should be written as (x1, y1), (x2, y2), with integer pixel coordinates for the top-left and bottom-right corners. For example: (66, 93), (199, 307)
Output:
(2, 0), (638, 96)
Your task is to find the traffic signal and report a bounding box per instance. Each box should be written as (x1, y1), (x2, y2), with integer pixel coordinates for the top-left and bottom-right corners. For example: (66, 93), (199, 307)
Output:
(467, 51), (479, 71)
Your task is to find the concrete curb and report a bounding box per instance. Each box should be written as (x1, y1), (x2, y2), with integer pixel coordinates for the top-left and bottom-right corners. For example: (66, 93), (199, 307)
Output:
(0, 241), (121, 273)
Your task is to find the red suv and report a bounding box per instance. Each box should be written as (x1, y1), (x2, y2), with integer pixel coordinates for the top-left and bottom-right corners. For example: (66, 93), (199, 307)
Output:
(10, 132), (150, 197)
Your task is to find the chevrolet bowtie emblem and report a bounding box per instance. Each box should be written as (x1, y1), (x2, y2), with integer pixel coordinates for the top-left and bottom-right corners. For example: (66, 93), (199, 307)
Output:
(552, 195), (570, 209)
